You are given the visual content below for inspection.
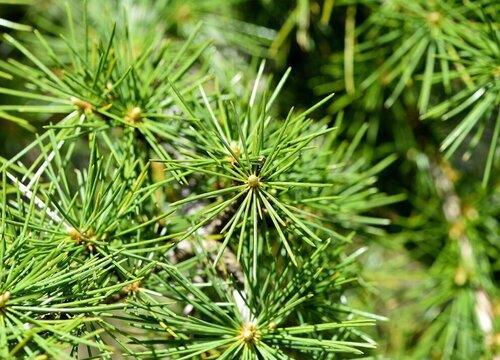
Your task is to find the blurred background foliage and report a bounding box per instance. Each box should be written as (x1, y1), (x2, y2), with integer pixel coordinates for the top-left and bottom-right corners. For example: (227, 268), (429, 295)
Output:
(0, 0), (498, 359)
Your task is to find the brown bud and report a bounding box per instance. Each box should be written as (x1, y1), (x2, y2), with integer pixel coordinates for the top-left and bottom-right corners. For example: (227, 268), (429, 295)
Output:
(71, 97), (93, 113)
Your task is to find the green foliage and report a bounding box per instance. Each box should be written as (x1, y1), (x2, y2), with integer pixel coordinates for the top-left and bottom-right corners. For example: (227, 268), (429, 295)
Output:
(118, 243), (376, 359)
(0, 0), (498, 359)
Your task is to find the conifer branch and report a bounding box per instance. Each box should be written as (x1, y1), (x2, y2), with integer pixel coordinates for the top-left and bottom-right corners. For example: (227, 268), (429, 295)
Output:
(430, 160), (494, 350)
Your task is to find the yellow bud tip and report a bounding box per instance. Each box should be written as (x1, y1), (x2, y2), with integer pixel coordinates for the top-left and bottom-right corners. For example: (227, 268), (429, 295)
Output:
(125, 107), (142, 124)
(0, 291), (11, 308)
(427, 11), (441, 25)
(123, 281), (141, 294)
(239, 322), (260, 344)
(448, 221), (464, 240)
(454, 266), (468, 286)
(493, 66), (500, 78)
(68, 227), (82, 242)
(247, 174), (260, 188)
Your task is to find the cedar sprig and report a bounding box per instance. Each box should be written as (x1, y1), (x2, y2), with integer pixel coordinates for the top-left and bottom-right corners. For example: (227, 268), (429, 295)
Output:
(117, 241), (377, 359)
